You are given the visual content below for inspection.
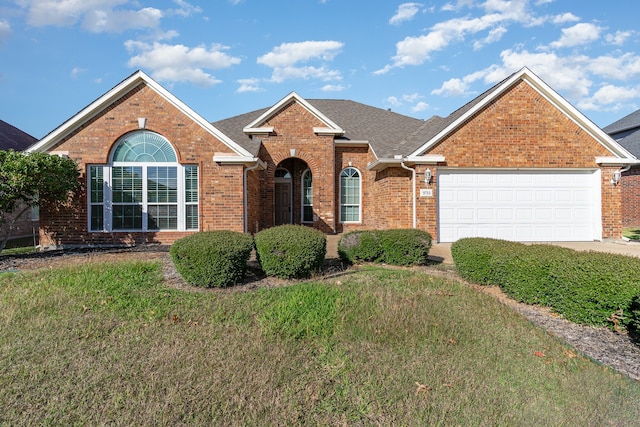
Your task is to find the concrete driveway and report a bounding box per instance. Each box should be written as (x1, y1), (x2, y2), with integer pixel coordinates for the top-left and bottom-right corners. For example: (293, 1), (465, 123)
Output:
(429, 240), (640, 264)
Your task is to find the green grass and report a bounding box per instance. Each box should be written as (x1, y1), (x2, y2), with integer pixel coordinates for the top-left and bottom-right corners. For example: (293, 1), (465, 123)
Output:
(1, 261), (640, 425)
(623, 227), (640, 241)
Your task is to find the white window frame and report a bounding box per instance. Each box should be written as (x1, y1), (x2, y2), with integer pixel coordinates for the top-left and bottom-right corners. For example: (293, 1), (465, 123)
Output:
(339, 167), (362, 223)
(87, 131), (199, 233)
(301, 168), (313, 223)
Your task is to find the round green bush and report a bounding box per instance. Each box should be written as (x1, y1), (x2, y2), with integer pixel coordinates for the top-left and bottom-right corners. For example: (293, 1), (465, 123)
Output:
(170, 231), (254, 288)
(254, 225), (327, 279)
(376, 229), (432, 266)
(337, 230), (382, 263)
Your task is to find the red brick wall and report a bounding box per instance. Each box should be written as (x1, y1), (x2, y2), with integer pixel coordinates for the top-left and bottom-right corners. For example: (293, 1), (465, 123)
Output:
(39, 82), (246, 248)
(418, 80), (620, 240)
(257, 101), (337, 233)
(621, 168), (640, 227)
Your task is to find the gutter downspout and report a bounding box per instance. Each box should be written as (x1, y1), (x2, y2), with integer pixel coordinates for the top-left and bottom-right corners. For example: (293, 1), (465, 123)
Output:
(400, 161), (417, 229)
(244, 162), (262, 233)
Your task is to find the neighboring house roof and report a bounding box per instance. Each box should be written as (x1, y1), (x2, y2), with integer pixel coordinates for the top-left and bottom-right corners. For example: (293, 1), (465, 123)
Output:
(27, 70), (254, 159)
(603, 109), (640, 158)
(0, 119), (37, 151)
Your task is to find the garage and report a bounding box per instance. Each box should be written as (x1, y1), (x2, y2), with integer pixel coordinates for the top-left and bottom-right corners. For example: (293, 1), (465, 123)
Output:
(437, 169), (602, 243)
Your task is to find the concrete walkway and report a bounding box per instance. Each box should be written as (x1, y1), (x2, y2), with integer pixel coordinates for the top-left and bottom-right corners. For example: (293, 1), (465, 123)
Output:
(326, 234), (640, 264)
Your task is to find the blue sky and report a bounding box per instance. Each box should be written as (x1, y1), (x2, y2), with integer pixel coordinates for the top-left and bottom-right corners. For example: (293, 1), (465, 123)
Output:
(1, 1), (639, 139)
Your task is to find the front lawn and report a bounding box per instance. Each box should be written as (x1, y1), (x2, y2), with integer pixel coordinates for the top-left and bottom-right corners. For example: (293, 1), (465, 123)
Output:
(1, 261), (639, 425)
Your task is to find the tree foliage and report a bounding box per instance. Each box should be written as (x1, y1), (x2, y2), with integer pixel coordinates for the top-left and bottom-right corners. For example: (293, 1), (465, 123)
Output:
(0, 150), (80, 251)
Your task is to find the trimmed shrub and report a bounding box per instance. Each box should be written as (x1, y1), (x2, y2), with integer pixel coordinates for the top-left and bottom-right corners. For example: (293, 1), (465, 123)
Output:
(547, 251), (640, 327)
(376, 229), (432, 266)
(254, 225), (326, 279)
(452, 237), (640, 329)
(170, 231), (254, 288)
(337, 230), (382, 263)
(490, 244), (574, 305)
(451, 238), (522, 284)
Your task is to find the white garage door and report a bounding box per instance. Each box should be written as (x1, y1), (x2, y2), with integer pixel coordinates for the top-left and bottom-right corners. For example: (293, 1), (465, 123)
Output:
(438, 170), (601, 243)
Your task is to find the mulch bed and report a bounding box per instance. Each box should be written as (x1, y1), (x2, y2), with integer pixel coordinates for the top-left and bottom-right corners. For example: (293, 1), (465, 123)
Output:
(1, 245), (639, 381)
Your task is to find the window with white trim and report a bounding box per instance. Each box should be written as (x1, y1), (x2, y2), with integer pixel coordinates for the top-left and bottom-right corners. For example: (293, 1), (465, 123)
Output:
(88, 130), (199, 232)
(340, 167), (361, 222)
(302, 169), (313, 223)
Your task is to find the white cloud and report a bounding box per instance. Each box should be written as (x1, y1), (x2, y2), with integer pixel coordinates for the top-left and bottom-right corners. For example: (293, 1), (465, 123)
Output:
(236, 78), (262, 93)
(125, 41), (241, 86)
(605, 30), (634, 46)
(19, 0), (192, 34)
(169, 0), (202, 18)
(432, 78), (470, 96)
(70, 67), (86, 78)
(376, 12), (513, 73)
(322, 84), (345, 92)
(549, 22), (601, 49)
(0, 20), (10, 45)
(257, 41), (344, 83)
(385, 96), (402, 107)
(473, 26), (507, 49)
(83, 7), (163, 33)
(590, 84), (640, 106)
(551, 13), (580, 25)
(412, 101), (429, 112)
(389, 3), (422, 25)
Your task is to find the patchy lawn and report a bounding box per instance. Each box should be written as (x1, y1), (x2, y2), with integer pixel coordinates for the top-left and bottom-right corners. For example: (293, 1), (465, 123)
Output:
(1, 260), (640, 425)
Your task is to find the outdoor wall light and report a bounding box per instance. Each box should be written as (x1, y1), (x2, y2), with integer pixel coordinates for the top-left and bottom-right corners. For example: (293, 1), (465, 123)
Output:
(611, 170), (622, 185)
(424, 168), (432, 184)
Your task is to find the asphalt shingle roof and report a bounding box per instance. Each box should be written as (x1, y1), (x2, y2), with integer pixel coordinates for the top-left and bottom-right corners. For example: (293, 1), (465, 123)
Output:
(0, 119), (37, 151)
(212, 72), (505, 159)
(603, 109), (640, 158)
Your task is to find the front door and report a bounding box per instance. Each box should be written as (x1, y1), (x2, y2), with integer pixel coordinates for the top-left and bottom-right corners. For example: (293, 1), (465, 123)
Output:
(275, 181), (292, 225)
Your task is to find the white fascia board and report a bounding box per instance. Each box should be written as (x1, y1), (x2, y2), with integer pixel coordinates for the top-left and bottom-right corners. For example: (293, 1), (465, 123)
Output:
(27, 70), (252, 158)
(404, 155), (445, 164)
(334, 139), (370, 148)
(367, 158), (404, 171)
(595, 156), (640, 166)
(242, 126), (274, 135)
(314, 127), (343, 135)
(243, 91), (344, 135)
(213, 154), (266, 169)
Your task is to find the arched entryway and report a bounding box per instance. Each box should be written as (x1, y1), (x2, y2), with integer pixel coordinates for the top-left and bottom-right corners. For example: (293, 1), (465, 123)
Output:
(274, 158), (311, 226)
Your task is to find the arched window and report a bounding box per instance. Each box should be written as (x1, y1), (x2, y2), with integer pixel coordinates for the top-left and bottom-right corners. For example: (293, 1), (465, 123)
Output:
(340, 167), (361, 223)
(88, 130), (198, 232)
(302, 169), (313, 222)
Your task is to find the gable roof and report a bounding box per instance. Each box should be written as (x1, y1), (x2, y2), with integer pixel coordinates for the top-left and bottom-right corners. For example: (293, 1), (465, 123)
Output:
(213, 97), (429, 158)
(27, 70), (253, 158)
(408, 67), (636, 161)
(215, 67), (636, 166)
(0, 119), (37, 151)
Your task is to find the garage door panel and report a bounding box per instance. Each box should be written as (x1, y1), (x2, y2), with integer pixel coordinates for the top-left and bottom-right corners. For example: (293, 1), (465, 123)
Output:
(438, 170), (599, 242)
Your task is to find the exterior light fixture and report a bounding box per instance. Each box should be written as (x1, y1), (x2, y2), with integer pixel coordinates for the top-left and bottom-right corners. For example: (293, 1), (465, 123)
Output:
(611, 170), (622, 185)
(424, 168), (432, 184)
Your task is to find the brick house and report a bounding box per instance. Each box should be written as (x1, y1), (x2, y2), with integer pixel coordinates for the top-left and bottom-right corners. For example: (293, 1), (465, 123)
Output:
(26, 67), (637, 248)
(0, 120), (38, 244)
(603, 110), (640, 228)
